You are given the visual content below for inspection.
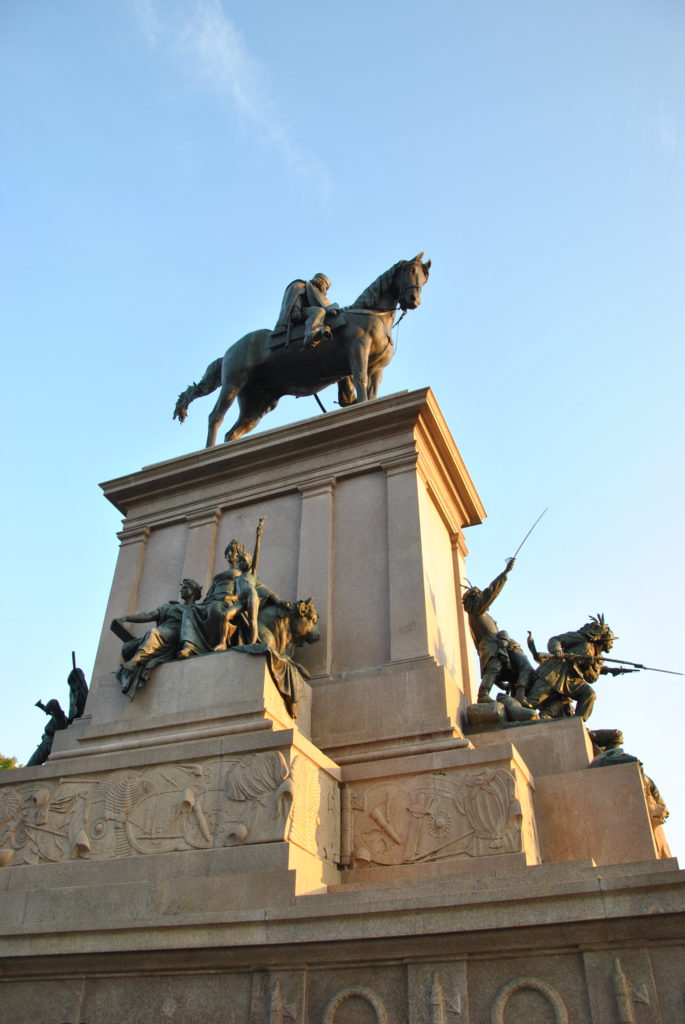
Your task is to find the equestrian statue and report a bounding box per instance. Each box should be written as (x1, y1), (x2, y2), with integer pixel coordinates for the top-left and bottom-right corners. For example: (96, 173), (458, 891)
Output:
(173, 253), (431, 446)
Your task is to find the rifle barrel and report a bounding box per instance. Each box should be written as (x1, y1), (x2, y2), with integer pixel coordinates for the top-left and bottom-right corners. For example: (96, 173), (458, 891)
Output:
(557, 653), (682, 676)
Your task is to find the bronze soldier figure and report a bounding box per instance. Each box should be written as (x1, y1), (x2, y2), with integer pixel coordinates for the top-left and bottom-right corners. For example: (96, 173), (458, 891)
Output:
(527, 613), (623, 721)
(272, 273), (341, 349)
(462, 557), (536, 704)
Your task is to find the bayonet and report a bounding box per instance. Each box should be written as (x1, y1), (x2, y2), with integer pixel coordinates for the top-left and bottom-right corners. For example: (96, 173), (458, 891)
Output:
(527, 631), (681, 674)
(553, 652), (682, 676)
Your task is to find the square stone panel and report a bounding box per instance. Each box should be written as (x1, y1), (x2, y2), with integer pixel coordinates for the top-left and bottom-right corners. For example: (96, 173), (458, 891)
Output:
(0, 979), (85, 1024)
(79, 971), (250, 1024)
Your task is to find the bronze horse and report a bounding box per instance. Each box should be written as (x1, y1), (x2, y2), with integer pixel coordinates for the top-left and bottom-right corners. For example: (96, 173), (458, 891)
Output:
(173, 253), (431, 446)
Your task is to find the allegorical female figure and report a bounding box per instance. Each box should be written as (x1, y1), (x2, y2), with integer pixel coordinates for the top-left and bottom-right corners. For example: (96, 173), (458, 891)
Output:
(178, 519), (288, 658)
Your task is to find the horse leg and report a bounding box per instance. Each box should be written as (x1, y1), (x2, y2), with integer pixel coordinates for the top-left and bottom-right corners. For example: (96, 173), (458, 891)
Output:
(206, 383), (237, 447)
(366, 368), (385, 400)
(348, 343), (371, 402)
(337, 376), (357, 406)
(224, 389), (277, 442)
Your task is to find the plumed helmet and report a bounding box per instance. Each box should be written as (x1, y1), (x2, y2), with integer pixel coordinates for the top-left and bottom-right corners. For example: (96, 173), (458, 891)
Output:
(462, 585), (482, 613)
(581, 613), (616, 643)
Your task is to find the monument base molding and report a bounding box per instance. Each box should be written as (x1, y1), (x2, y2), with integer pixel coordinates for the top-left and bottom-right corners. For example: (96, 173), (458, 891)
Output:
(1, 859), (683, 1023)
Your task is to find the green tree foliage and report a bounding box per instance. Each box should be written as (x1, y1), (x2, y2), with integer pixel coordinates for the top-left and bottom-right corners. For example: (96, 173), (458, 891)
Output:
(0, 753), (21, 770)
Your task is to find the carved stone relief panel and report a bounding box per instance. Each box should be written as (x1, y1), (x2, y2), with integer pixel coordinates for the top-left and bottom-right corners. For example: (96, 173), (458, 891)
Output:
(582, 948), (661, 1024)
(0, 749), (339, 868)
(407, 963), (467, 1023)
(348, 768), (522, 868)
(288, 755), (340, 863)
(249, 971), (305, 1024)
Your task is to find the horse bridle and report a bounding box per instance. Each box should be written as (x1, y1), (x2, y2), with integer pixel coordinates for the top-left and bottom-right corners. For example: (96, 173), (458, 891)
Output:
(396, 258), (426, 315)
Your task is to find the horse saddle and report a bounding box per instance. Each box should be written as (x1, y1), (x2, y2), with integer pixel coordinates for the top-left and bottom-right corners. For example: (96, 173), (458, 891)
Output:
(267, 309), (346, 350)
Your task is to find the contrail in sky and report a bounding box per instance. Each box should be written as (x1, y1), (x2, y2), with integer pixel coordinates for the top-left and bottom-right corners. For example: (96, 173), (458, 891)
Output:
(130, 0), (331, 201)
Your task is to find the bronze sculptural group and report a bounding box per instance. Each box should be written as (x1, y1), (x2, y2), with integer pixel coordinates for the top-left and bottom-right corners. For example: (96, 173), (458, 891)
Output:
(111, 519), (320, 717)
(173, 254), (431, 446)
(114, 578), (203, 699)
(463, 558), (628, 722)
(27, 660), (89, 766)
(463, 557), (679, 725)
(526, 614), (625, 721)
(20, 249), (676, 818)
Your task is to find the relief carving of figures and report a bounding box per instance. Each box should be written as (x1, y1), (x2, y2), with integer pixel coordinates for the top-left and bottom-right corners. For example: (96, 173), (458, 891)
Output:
(0, 751), (333, 868)
(349, 769), (522, 869)
(222, 752), (293, 846)
(0, 783), (91, 866)
(455, 768), (522, 856)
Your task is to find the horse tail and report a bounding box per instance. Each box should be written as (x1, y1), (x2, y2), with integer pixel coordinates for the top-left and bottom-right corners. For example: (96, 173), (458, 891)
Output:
(173, 357), (223, 423)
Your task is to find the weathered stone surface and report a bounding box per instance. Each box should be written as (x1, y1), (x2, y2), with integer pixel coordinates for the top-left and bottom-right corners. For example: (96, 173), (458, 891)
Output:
(466, 699), (507, 731)
(470, 716), (594, 776)
(339, 743), (539, 875)
(90, 389), (485, 756)
(534, 761), (658, 865)
(2, 390), (682, 1022)
(52, 651), (312, 759)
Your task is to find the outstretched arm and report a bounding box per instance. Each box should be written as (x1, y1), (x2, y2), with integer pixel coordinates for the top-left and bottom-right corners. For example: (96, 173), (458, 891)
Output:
(116, 609), (160, 625)
(468, 558), (515, 615)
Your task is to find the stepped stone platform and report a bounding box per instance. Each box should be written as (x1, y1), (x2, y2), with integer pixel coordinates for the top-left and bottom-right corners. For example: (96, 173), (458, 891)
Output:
(1, 389), (682, 1023)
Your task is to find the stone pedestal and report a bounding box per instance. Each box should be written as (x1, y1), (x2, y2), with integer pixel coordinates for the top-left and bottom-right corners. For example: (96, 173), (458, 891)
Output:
(1, 389), (683, 1024)
(86, 387), (485, 762)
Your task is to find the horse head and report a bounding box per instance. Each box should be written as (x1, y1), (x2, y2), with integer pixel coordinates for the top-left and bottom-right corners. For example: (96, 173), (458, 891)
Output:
(396, 252), (431, 312)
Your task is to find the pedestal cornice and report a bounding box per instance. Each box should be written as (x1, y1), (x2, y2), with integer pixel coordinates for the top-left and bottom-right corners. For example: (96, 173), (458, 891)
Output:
(100, 388), (486, 531)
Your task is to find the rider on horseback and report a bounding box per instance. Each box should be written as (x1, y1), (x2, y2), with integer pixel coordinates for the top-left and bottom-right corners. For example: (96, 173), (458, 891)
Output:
(272, 273), (341, 349)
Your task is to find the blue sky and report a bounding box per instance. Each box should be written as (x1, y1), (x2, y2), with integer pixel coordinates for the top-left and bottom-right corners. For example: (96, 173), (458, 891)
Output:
(2, 1), (684, 853)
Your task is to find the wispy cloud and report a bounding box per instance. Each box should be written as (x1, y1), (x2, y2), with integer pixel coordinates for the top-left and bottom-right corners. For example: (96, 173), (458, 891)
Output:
(129, 0), (331, 201)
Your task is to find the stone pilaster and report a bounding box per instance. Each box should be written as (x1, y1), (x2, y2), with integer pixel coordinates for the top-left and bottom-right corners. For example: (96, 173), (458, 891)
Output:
(297, 478), (336, 677)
